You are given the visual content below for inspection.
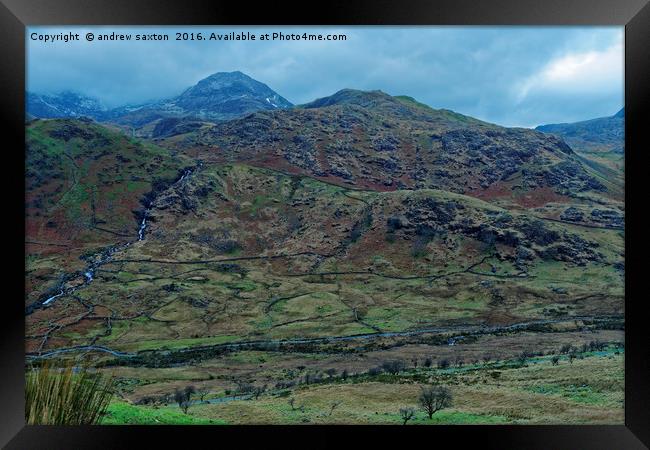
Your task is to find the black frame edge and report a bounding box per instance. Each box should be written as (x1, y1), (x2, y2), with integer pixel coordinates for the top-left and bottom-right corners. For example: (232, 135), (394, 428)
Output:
(4, 425), (650, 450)
(0, 0), (26, 447)
(1, 0), (649, 25)
(2, 0), (649, 448)
(624, 1), (650, 446)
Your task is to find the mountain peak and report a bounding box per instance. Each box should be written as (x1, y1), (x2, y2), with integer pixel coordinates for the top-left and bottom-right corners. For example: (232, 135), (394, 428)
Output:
(199, 70), (253, 84)
(187, 71), (282, 95)
(205, 70), (246, 78)
(27, 91), (107, 119)
(302, 89), (393, 109)
(172, 71), (293, 117)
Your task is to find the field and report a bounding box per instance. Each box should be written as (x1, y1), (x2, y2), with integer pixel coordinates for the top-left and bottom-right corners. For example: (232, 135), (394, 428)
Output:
(101, 347), (624, 425)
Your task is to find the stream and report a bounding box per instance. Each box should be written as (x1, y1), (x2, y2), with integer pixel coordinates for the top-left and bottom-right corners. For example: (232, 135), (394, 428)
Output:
(27, 165), (198, 315)
(138, 167), (192, 242)
(27, 314), (622, 361)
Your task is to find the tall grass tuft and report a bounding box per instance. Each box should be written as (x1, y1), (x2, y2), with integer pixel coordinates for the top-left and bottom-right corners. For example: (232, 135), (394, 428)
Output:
(25, 362), (116, 425)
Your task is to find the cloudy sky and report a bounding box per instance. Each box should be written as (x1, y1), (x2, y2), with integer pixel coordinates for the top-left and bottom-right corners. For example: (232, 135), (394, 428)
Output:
(27, 26), (623, 128)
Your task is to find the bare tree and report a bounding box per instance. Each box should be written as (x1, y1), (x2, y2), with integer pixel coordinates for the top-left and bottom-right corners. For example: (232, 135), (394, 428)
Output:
(400, 407), (415, 425)
(560, 344), (574, 354)
(174, 385), (196, 414)
(381, 360), (406, 375)
(517, 351), (530, 366)
(437, 359), (450, 370)
(325, 368), (337, 378)
(328, 401), (342, 416)
(251, 384), (267, 400)
(196, 386), (210, 403)
(235, 380), (255, 395)
(288, 397), (305, 412)
(418, 386), (452, 419)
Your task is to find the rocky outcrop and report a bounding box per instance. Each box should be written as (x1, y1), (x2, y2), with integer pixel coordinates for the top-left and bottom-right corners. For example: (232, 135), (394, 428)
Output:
(590, 208), (624, 228)
(382, 196), (602, 266)
(189, 89), (607, 199)
(560, 207), (584, 222)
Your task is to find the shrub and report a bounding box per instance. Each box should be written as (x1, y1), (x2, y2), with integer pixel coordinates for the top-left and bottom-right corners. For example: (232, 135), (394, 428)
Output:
(399, 407), (416, 425)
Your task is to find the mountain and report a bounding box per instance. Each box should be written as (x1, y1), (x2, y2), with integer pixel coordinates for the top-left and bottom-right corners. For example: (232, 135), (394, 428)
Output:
(27, 91), (108, 120)
(27, 72), (293, 136)
(536, 109), (624, 154)
(25, 116), (624, 359)
(107, 71), (293, 130)
(171, 70), (292, 117)
(162, 89), (619, 205)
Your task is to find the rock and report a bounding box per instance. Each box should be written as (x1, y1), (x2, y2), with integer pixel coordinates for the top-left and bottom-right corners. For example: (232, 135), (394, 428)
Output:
(560, 207), (584, 222)
(386, 215), (410, 231)
(590, 209), (624, 228)
(519, 219), (559, 246)
(516, 246), (535, 261)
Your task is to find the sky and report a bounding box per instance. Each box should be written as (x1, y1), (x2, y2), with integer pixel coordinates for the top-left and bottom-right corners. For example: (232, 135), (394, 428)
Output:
(27, 26), (623, 128)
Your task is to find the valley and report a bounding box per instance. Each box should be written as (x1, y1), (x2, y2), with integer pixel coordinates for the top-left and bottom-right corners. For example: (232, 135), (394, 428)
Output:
(25, 72), (625, 425)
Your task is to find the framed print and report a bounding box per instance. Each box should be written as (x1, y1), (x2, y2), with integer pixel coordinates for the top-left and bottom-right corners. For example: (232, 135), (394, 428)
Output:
(1, 0), (648, 448)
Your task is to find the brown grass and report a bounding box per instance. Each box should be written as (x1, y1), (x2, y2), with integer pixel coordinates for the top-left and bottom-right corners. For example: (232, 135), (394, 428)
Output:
(26, 362), (116, 425)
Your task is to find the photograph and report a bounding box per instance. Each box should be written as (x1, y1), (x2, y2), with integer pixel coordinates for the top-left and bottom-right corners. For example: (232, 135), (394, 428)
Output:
(22, 25), (628, 426)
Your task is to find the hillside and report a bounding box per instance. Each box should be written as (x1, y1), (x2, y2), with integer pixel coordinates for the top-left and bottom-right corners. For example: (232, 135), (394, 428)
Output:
(25, 118), (189, 311)
(26, 160), (623, 349)
(536, 109), (624, 154)
(536, 109), (625, 183)
(161, 89), (621, 206)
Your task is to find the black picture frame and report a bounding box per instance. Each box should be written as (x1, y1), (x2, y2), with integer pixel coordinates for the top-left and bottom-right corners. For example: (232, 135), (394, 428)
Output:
(2, 1), (648, 448)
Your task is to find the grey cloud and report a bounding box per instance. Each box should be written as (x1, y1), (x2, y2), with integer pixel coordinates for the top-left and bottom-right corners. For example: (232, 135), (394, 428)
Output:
(27, 26), (623, 127)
